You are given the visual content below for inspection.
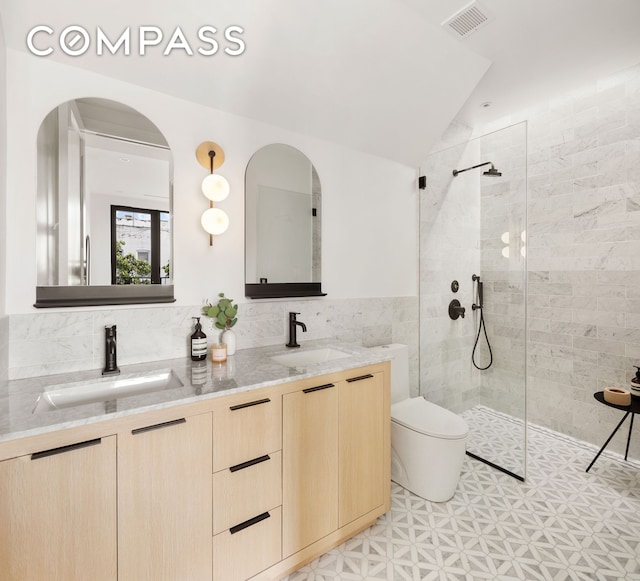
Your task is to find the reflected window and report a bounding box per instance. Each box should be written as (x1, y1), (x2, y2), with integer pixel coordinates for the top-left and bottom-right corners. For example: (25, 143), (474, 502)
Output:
(110, 205), (170, 285)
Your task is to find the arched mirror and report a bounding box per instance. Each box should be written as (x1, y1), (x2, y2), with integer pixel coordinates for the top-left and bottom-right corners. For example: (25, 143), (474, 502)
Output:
(245, 144), (324, 299)
(35, 97), (174, 307)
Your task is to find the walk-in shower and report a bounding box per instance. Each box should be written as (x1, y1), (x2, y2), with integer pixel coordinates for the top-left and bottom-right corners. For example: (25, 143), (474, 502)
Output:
(419, 121), (527, 480)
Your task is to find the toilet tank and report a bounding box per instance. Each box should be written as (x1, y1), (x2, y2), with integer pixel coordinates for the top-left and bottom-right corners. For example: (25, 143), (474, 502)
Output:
(370, 344), (409, 404)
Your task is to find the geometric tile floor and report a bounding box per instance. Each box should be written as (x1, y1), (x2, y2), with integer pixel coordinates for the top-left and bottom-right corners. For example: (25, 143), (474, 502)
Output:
(286, 420), (640, 580)
(463, 405), (527, 480)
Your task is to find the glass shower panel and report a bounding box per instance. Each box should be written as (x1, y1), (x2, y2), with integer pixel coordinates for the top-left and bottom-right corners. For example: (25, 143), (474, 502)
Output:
(419, 121), (527, 480)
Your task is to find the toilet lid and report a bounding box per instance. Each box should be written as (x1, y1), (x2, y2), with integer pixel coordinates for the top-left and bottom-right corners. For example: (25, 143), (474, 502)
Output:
(391, 397), (468, 440)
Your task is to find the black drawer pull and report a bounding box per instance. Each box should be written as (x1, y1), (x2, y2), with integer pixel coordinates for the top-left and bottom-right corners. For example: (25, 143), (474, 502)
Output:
(31, 438), (101, 460)
(230, 511), (271, 534)
(230, 398), (271, 411)
(230, 454), (271, 473)
(132, 418), (186, 435)
(346, 374), (374, 383)
(303, 383), (335, 394)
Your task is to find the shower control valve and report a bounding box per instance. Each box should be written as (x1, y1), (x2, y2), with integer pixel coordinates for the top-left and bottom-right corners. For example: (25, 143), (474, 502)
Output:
(448, 299), (466, 320)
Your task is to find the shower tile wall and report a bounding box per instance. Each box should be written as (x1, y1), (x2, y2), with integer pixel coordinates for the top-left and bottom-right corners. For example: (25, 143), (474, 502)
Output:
(4, 297), (419, 389)
(477, 123), (527, 420)
(482, 61), (640, 460)
(0, 315), (8, 381)
(420, 141), (481, 413)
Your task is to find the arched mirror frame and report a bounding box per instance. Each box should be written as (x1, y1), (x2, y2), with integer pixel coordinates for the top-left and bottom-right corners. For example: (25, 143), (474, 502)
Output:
(34, 97), (175, 308)
(244, 143), (325, 299)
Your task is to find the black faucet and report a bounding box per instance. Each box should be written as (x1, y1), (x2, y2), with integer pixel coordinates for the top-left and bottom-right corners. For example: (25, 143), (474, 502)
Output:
(102, 325), (120, 375)
(286, 312), (307, 348)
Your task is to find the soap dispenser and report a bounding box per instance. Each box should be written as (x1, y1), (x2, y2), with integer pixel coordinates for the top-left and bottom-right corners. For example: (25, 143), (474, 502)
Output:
(190, 317), (207, 361)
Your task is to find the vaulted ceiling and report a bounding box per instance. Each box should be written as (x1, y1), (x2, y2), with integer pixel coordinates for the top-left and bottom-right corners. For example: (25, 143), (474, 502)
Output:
(1, 0), (640, 165)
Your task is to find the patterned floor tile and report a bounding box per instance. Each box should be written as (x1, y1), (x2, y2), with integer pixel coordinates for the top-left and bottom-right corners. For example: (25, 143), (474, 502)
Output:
(285, 411), (640, 581)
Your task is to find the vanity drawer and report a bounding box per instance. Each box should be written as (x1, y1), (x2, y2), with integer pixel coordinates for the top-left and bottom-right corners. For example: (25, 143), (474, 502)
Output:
(213, 393), (281, 471)
(213, 506), (282, 581)
(213, 451), (282, 535)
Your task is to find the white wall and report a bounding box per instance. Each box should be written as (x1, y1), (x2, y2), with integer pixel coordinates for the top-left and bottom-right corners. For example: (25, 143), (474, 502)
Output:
(4, 49), (417, 315)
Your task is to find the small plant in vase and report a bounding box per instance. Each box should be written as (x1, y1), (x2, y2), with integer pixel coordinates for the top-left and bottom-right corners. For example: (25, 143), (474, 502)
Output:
(202, 293), (239, 355)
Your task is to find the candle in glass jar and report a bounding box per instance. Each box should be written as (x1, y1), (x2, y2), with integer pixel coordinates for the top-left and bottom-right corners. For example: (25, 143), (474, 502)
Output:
(210, 343), (227, 363)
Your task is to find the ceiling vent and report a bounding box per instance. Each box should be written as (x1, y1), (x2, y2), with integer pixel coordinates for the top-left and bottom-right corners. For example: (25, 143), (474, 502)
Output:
(442, 1), (493, 39)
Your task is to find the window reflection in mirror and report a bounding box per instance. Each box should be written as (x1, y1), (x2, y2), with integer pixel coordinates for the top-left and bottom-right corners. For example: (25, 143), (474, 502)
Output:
(111, 206), (170, 285)
(35, 97), (174, 307)
(245, 144), (324, 299)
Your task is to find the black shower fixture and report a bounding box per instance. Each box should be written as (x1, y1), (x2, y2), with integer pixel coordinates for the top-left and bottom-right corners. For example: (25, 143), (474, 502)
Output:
(452, 161), (502, 177)
(483, 165), (502, 177)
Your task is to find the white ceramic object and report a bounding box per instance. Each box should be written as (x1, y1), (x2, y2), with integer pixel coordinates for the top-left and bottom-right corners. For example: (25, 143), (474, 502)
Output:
(270, 347), (351, 368)
(369, 344), (468, 502)
(221, 328), (237, 355)
(33, 369), (183, 413)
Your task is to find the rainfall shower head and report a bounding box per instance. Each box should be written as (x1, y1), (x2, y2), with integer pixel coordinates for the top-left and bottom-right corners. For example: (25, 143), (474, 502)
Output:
(483, 164), (502, 177)
(452, 161), (501, 177)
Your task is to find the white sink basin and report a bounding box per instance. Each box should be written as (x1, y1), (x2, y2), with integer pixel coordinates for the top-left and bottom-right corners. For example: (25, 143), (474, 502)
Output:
(271, 348), (351, 368)
(33, 369), (183, 413)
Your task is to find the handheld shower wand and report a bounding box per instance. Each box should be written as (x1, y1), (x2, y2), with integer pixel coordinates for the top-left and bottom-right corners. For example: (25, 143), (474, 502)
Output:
(471, 274), (493, 370)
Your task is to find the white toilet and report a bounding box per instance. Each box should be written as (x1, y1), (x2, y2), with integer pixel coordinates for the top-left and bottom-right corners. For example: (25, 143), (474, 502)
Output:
(372, 344), (468, 502)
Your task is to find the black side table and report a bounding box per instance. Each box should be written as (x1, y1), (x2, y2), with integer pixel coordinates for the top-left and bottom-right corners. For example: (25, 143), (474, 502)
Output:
(586, 391), (640, 472)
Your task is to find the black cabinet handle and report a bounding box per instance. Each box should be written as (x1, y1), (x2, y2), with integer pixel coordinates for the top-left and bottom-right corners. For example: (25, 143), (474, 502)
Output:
(303, 383), (335, 394)
(132, 418), (186, 435)
(230, 398), (271, 411)
(346, 374), (374, 383)
(229, 454), (271, 473)
(31, 438), (101, 460)
(230, 511), (271, 534)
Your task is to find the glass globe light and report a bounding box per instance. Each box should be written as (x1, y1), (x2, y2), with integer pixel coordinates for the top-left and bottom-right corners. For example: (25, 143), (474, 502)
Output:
(202, 174), (230, 202)
(201, 208), (229, 235)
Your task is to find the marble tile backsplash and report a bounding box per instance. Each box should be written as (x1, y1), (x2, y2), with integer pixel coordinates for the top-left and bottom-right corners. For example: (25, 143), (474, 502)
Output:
(6, 297), (419, 394)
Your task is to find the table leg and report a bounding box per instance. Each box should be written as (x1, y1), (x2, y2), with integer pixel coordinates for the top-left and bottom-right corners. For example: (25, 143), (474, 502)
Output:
(624, 412), (634, 461)
(586, 412), (630, 473)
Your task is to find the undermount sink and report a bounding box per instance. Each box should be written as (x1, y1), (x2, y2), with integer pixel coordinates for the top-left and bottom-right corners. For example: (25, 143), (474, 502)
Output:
(271, 347), (351, 368)
(33, 369), (183, 413)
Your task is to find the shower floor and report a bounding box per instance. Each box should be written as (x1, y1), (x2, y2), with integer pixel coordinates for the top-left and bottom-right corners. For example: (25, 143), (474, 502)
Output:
(286, 417), (640, 580)
(462, 405), (526, 479)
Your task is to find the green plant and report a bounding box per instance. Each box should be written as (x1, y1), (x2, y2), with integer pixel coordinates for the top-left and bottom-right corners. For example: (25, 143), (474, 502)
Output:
(114, 240), (151, 285)
(202, 293), (238, 330)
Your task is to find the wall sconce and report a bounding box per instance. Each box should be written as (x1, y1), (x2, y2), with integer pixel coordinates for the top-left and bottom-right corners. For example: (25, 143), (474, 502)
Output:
(196, 141), (230, 246)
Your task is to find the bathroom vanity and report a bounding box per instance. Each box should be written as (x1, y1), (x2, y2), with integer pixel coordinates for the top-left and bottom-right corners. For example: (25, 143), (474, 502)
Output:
(0, 343), (391, 581)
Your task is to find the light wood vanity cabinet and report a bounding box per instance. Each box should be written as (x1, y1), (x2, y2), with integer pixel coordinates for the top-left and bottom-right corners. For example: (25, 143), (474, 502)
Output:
(281, 368), (389, 564)
(212, 392), (283, 581)
(283, 382), (339, 556)
(0, 435), (117, 581)
(338, 372), (386, 527)
(118, 412), (213, 581)
(0, 359), (389, 581)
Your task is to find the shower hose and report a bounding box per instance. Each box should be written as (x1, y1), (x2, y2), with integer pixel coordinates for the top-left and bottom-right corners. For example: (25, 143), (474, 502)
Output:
(472, 297), (493, 371)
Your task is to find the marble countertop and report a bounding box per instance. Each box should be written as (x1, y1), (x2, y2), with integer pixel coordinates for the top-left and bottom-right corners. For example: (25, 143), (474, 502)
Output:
(0, 341), (392, 445)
